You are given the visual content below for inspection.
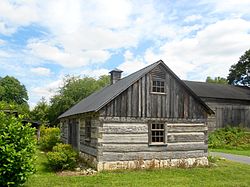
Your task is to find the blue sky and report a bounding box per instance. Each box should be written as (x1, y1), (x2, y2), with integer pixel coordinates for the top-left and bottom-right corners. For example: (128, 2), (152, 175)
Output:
(1, 0), (250, 108)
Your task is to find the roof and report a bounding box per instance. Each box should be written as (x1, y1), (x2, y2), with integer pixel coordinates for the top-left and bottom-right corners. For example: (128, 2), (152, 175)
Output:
(59, 60), (213, 119)
(59, 61), (160, 118)
(184, 80), (250, 101)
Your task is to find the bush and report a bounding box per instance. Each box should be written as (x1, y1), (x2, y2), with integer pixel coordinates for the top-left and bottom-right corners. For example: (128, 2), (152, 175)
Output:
(209, 127), (250, 149)
(0, 112), (36, 186)
(39, 126), (61, 151)
(47, 143), (78, 171)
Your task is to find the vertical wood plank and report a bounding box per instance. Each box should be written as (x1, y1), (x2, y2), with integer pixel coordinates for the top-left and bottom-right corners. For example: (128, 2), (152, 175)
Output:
(114, 97), (118, 117)
(146, 74), (151, 117)
(127, 86), (132, 117)
(166, 73), (170, 118)
(138, 78), (142, 117)
(132, 81), (138, 117)
(142, 76), (146, 118)
(157, 95), (161, 118)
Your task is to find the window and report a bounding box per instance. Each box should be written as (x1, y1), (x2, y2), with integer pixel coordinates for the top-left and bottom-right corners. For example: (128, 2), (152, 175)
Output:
(150, 123), (165, 144)
(85, 119), (91, 141)
(152, 80), (165, 93)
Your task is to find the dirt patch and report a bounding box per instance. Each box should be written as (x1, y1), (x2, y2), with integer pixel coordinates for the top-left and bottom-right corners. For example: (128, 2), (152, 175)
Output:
(57, 168), (97, 176)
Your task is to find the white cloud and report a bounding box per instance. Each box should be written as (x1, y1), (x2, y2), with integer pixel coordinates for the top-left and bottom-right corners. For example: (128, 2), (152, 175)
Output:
(22, 0), (180, 70)
(184, 15), (202, 23)
(0, 0), (38, 34)
(83, 0), (132, 29)
(117, 18), (250, 81)
(31, 67), (51, 76)
(80, 68), (109, 79)
(31, 79), (63, 101)
(0, 50), (10, 58)
(27, 40), (111, 68)
(156, 18), (250, 80)
(0, 39), (5, 45)
(118, 50), (150, 76)
(1, 0), (179, 71)
(211, 0), (250, 15)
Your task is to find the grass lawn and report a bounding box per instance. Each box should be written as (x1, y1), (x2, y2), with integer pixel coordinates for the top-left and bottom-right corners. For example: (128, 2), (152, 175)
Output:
(24, 151), (250, 187)
(210, 148), (250, 157)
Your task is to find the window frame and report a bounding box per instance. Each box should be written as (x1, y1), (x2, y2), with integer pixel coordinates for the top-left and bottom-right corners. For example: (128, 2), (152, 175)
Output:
(85, 118), (91, 142)
(148, 122), (167, 145)
(151, 79), (166, 94)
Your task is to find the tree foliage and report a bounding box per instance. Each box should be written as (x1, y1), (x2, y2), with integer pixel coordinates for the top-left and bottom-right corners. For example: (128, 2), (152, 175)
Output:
(0, 76), (29, 105)
(48, 75), (110, 125)
(227, 49), (250, 84)
(0, 101), (30, 116)
(30, 97), (49, 124)
(39, 126), (61, 151)
(0, 112), (36, 186)
(206, 76), (228, 84)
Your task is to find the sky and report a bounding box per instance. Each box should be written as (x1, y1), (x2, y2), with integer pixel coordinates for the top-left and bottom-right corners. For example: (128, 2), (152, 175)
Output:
(1, 0), (250, 108)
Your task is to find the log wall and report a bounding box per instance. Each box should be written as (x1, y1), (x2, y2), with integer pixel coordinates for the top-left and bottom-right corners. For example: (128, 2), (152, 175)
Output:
(98, 118), (208, 163)
(79, 117), (100, 157)
(60, 119), (68, 144)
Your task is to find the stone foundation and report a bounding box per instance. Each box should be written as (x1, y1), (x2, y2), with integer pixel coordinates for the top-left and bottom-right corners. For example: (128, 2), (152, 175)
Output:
(79, 152), (98, 169)
(97, 157), (208, 171)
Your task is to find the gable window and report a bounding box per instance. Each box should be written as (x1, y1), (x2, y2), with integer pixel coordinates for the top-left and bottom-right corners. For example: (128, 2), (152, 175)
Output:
(85, 119), (91, 142)
(150, 123), (165, 144)
(152, 80), (165, 93)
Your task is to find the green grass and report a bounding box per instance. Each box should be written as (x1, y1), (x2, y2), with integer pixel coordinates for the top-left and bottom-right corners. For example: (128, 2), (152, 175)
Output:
(24, 150), (250, 187)
(210, 148), (250, 157)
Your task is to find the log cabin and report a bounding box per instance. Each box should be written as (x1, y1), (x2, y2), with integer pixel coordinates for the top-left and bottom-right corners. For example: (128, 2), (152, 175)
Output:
(59, 60), (214, 171)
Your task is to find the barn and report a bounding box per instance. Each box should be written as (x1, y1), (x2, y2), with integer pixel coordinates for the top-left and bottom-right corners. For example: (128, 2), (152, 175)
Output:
(59, 60), (213, 171)
(184, 81), (250, 131)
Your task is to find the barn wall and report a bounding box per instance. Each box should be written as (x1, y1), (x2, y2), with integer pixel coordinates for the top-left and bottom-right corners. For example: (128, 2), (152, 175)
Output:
(99, 64), (207, 119)
(97, 117), (208, 171)
(204, 100), (250, 131)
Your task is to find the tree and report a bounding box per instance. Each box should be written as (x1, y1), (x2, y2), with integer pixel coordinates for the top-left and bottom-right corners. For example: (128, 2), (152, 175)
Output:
(227, 49), (250, 84)
(30, 97), (50, 125)
(0, 112), (36, 186)
(0, 101), (30, 116)
(97, 75), (110, 87)
(48, 75), (110, 125)
(0, 76), (29, 105)
(206, 76), (228, 84)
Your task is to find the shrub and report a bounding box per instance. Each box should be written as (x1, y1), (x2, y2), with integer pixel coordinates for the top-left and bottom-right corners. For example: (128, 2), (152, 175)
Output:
(0, 112), (36, 186)
(47, 143), (78, 171)
(209, 127), (250, 149)
(39, 126), (61, 151)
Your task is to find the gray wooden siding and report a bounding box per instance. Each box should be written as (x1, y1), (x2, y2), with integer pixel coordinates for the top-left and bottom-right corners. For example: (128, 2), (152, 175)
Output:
(100, 64), (207, 119)
(99, 121), (207, 162)
(205, 101), (250, 131)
